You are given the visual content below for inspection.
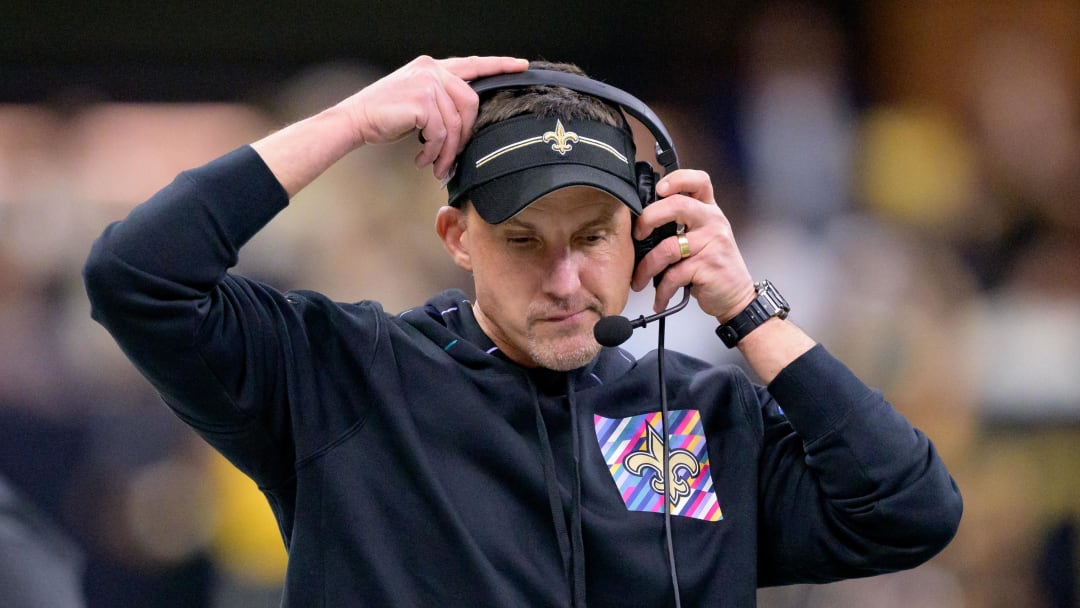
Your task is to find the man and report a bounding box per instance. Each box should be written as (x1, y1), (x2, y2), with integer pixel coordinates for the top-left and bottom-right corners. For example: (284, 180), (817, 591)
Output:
(84, 55), (962, 606)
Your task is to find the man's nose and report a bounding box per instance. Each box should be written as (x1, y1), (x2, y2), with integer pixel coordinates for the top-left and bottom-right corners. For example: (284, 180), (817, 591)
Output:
(541, 249), (583, 299)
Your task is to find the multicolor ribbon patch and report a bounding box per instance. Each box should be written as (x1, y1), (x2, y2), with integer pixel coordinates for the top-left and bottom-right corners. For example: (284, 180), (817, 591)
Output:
(594, 409), (722, 521)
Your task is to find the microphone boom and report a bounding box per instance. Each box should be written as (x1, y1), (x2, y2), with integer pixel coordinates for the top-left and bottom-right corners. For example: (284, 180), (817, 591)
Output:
(593, 287), (692, 347)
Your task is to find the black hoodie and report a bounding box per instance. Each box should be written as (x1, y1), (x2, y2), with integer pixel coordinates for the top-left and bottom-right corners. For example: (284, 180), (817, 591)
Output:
(83, 146), (962, 607)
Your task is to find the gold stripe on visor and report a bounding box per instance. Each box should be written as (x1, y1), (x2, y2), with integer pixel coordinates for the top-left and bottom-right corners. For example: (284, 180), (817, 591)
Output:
(578, 136), (628, 164)
(474, 136), (545, 168)
(473, 119), (629, 169)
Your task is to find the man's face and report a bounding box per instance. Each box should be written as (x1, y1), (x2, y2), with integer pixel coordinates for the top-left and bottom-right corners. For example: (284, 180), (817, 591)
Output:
(462, 186), (635, 370)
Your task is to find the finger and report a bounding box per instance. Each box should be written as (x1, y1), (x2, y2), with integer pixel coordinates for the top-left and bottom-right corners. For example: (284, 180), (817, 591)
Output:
(411, 75), (460, 174)
(630, 231), (678, 291)
(413, 86), (445, 171)
(650, 241), (697, 312)
(440, 56), (530, 81)
(441, 74), (480, 155)
(431, 84), (464, 179)
(653, 268), (692, 313)
(633, 195), (709, 241)
(656, 169), (715, 204)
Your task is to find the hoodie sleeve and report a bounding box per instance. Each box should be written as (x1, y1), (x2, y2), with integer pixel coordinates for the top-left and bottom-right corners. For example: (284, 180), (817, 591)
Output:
(754, 344), (962, 585)
(82, 146), (300, 485)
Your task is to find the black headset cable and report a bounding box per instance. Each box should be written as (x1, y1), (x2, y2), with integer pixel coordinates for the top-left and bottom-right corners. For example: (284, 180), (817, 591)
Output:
(657, 315), (683, 608)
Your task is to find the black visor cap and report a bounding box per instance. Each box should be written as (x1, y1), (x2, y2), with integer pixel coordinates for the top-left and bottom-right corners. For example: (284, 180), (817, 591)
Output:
(448, 115), (641, 224)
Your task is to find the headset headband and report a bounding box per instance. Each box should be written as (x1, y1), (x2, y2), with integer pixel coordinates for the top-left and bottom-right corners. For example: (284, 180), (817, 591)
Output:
(467, 70), (680, 174)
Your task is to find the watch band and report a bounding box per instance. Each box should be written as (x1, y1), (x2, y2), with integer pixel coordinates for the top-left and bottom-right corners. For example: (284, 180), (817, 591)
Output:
(715, 280), (790, 348)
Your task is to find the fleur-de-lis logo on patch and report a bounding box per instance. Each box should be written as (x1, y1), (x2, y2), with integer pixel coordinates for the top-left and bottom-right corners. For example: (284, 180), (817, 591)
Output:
(624, 423), (701, 509)
(543, 119), (579, 155)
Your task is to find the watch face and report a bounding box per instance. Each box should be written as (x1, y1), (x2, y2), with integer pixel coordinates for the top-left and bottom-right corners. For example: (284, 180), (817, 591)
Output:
(756, 281), (790, 317)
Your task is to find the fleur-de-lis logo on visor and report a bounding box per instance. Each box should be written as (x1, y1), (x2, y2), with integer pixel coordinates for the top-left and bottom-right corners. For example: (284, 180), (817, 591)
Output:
(624, 423), (701, 509)
(543, 119), (579, 155)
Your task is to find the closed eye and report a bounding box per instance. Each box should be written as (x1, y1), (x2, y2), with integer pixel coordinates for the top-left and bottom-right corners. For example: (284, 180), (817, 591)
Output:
(506, 235), (539, 247)
(577, 230), (613, 247)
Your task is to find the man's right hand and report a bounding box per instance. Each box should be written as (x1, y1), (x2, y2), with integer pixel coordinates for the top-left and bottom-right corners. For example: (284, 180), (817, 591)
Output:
(251, 55), (528, 197)
(336, 55), (528, 181)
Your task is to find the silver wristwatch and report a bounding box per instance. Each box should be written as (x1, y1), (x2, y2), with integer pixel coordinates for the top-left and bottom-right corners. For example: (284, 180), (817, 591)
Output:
(715, 280), (790, 348)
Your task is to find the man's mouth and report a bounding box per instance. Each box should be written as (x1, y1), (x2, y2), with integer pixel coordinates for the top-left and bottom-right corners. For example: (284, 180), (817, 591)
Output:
(535, 308), (598, 326)
(540, 311), (585, 323)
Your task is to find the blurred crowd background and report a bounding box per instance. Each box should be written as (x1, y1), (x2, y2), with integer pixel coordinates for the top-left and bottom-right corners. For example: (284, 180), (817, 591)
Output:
(1, 1), (1078, 606)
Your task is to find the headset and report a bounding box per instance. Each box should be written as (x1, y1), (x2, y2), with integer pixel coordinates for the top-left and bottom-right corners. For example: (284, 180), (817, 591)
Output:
(466, 69), (682, 270)
(466, 69), (688, 608)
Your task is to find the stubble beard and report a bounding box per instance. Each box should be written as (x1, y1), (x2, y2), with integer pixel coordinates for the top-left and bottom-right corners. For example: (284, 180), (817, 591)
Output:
(527, 331), (602, 371)
(525, 300), (604, 371)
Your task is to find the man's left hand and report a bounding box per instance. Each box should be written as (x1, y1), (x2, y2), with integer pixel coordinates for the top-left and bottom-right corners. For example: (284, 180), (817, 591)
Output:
(630, 169), (756, 323)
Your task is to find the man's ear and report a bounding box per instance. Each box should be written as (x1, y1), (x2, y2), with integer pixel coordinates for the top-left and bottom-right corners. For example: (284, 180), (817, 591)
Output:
(436, 206), (473, 272)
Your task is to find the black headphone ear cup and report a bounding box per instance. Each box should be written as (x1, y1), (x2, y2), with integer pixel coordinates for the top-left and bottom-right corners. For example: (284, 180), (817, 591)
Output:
(635, 161), (658, 207)
(632, 161), (678, 278)
(633, 162), (665, 269)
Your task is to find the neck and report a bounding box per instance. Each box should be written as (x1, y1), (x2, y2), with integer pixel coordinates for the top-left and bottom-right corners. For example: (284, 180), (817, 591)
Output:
(471, 301), (538, 368)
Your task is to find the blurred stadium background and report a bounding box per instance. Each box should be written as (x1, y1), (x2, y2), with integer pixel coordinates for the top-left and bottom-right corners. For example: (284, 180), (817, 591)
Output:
(1, 1), (1078, 606)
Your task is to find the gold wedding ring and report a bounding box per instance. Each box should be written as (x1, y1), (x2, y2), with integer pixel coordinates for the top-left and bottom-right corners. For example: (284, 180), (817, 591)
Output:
(678, 234), (691, 260)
